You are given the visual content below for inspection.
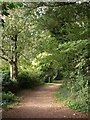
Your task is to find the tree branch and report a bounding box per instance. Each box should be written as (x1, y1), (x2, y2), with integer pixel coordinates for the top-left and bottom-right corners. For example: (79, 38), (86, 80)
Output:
(0, 47), (8, 54)
(0, 46), (11, 61)
(26, 2), (76, 9)
(0, 55), (9, 62)
(0, 54), (14, 64)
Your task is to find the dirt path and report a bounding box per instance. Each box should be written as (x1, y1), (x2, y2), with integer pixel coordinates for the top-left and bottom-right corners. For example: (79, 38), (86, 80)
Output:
(2, 83), (88, 118)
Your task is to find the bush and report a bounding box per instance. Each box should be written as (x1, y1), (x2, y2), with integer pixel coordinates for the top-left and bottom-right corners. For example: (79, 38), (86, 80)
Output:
(67, 100), (88, 112)
(2, 91), (17, 106)
(2, 91), (16, 102)
(17, 71), (42, 89)
(2, 71), (10, 82)
(2, 71), (19, 93)
(56, 83), (88, 113)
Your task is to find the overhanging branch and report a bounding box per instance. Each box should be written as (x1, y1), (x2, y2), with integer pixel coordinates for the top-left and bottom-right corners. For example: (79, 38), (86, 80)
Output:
(0, 55), (9, 62)
(0, 54), (13, 63)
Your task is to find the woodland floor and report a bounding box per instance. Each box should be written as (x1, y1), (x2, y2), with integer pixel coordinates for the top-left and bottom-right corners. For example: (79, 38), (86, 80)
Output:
(2, 83), (88, 118)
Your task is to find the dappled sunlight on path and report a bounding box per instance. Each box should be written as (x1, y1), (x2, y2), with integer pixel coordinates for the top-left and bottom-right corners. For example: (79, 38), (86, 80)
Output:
(2, 83), (88, 118)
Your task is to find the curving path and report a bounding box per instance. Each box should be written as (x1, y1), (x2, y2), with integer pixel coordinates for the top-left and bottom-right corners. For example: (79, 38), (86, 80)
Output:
(2, 83), (88, 118)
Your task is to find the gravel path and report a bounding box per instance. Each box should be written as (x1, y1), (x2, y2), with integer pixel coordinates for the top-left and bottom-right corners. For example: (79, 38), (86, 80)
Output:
(2, 83), (88, 118)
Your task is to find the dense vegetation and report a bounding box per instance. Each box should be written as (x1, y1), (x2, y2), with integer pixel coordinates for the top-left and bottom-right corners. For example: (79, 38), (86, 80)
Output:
(0, 2), (89, 112)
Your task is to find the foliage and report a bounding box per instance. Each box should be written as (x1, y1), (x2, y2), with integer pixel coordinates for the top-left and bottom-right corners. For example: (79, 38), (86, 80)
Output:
(2, 91), (16, 102)
(2, 71), (19, 93)
(1, 2), (89, 112)
(17, 71), (43, 89)
(1, 2), (23, 16)
(67, 100), (88, 113)
(2, 91), (18, 108)
(54, 39), (89, 112)
(2, 71), (10, 83)
(56, 84), (88, 112)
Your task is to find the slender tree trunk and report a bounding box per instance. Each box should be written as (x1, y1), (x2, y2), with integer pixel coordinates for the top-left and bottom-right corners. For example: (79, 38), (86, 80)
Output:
(10, 62), (18, 80)
(49, 77), (51, 83)
(10, 34), (18, 81)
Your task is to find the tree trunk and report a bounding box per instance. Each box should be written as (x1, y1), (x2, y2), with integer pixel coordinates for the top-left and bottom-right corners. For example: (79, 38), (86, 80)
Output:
(49, 77), (51, 83)
(10, 34), (18, 81)
(10, 62), (18, 80)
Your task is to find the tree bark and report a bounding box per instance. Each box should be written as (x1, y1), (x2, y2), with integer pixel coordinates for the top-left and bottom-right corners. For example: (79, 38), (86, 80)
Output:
(10, 62), (18, 80)
(10, 34), (18, 81)
(48, 77), (52, 83)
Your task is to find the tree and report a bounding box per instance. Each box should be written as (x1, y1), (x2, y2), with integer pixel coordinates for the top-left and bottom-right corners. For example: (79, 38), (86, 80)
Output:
(0, 6), (37, 80)
(0, 2), (48, 80)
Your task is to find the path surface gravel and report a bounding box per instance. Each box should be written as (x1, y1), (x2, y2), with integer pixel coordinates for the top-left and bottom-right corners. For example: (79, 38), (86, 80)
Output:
(2, 83), (88, 118)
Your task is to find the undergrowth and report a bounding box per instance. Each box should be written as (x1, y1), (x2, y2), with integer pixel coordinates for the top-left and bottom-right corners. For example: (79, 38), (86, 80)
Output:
(2, 91), (19, 109)
(55, 84), (88, 113)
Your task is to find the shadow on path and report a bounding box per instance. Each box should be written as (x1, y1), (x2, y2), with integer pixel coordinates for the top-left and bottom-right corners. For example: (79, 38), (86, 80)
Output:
(2, 83), (88, 118)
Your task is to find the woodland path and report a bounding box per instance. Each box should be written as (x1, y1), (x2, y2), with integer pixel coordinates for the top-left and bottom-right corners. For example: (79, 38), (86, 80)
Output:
(2, 83), (88, 118)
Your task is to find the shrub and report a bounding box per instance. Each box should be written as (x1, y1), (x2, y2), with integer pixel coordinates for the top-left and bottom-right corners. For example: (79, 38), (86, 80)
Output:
(2, 91), (16, 102)
(2, 71), (10, 83)
(56, 83), (88, 113)
(2, 91), (17, 106)
(17, 71), (42, 89)
(17, 71), (31, 88)
(67, 100), (88, 112)
(2, 71), (19, 93)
